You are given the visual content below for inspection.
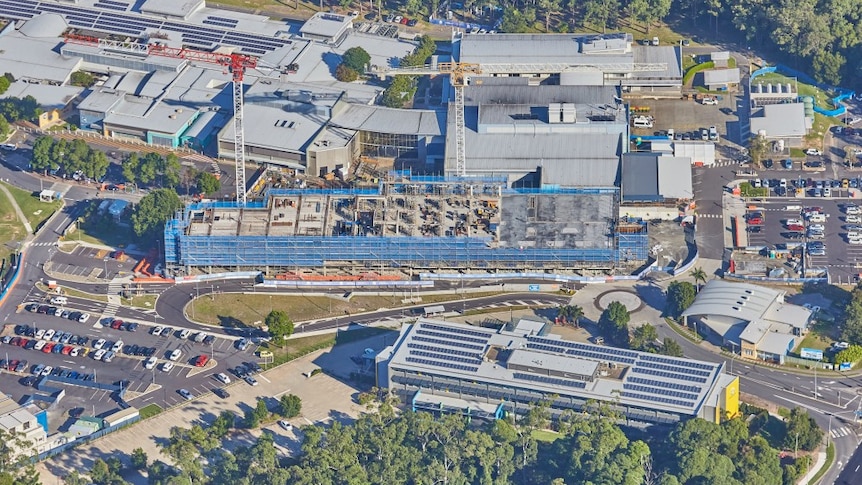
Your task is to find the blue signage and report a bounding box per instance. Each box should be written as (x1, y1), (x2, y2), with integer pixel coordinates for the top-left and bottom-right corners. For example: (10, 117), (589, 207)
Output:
(528, 284), (540, 292)
(800, 348), (823, 360)
(840, 362), (852, 371)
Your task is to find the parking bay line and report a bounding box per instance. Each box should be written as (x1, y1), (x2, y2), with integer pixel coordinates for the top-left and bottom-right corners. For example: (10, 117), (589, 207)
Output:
(258, 374), (271, 383)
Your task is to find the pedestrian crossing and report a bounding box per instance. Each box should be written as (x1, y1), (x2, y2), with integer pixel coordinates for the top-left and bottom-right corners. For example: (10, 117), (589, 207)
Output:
(696, 214), (722, 219)
(708, 160), (740, 168)
(29, 241), (57, 247)
(830, 426), (854, 439)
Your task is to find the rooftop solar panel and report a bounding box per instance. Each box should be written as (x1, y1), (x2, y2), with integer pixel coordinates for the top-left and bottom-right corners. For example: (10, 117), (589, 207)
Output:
(630, 366), (707, 384)
(208, 15), (238, 24)
(98, 0), (130, 6)
(640, 354), (714, 371)
(422, 323), (491, 339)
(407, 343), (482, 358)
(415, 329), (488, 346)
(94, 4), (128, 11)
(624, 384), (698, 402)
(242, 48), (267, 55)
(621, 391), (693, 408)
(512, 372), (587, 389)
(637, 360), (711, 378)
(628, 376), (700, 394)
(409, 350), (481, 365)
(412, 335), (485, 352)
(405, 356), (478, 373)
(203, 19), (237, 28)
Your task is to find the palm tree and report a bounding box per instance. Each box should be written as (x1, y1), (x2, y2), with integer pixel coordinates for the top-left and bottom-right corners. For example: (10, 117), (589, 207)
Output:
(556, 305), (584, 327)
(691, 267), (708, 292)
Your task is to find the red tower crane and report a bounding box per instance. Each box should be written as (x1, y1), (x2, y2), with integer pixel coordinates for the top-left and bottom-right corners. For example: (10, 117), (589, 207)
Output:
(64, 33), (257, 206)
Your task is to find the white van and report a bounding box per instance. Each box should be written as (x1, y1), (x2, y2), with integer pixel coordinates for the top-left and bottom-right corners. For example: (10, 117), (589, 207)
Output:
(809, 214), (826, 223)
(50, 296), (67, 305)
(633, 118), (653, 128)
(783, 205), (802, 212)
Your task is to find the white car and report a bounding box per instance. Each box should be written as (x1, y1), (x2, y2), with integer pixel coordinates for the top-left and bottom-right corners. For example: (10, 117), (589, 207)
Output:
(93, 338), (106, 350)
(244, 376), (259, 386)
(785, 219), (803, 227)
(808, 224), (825, 232)
(393, 15), (402, 23)
(805, 148), (822, 156)
(278, 420), (293, 430)
(152, 326), (164, 336)
(179, 329), (192, 339)
(93, 349), (106, 361)
(850, 238), (862, 245)
(34, 340), (46, 351)
(847, 207), (862, 215)
(43, 329), (55, 341)
(70, 347), (81, 357)
(161, 362), (174, 372)
(144, 356), (157, 370)
(701, 97), (718, 105)
(40, 366), (53, 376)
(169, 349), (182, 361)
(35, 329), (46, 339)
(779, 178), (787, 188)
(847, 215), (862, 223)
(78, 313), (90, 323)
(111, 340), (124, 353)
(215, 372), (231, 384)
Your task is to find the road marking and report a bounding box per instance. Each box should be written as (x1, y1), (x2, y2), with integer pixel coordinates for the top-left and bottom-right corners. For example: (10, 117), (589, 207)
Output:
(258, 374), (271, 383)
(273, 389), (292, 398)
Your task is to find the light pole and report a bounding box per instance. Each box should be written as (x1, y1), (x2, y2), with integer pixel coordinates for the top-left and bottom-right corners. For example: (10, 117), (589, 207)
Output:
(189, 293), (195, 319)
(103, 257), (109, 280)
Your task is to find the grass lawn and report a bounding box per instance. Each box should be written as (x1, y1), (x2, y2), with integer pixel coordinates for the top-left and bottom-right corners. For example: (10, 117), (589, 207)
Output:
(121, 293), (158, 309)
(66, 201), (135, 248)
(683, 61), (714, 86)
(810, 443), (835, 485)
(807, 113), (842, 143)
(0, 185), (26, 264)
(531, 429), (563, 443)
(190, 292), (503, 327)
(263, 327), (396, 367)
(139, 403), (163, 419)
(795, 317), (839, 353)
(0, 181), (62, 232)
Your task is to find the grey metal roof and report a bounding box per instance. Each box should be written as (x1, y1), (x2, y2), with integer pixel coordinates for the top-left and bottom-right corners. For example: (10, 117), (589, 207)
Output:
(0, 34), (81, 84)
(703, 68), (740, 85)
(219, 103), (327, 153)
(681, 280), (783, 323)
(2, 82), (82, 111)
(385, 318), (727, 417)
(631, 46), (682, 79)
(657, 156), (693, 199)
(77, 89), (123, 113)
(104, 98), (199, 134)
(465, 84), (620, 107)
(507, 348), (598, 377)
(18, 13), (67, 38)
(140, 0), (203, 18)
(299, 12), (352, 39)
(459, 33), (635, 66)
(621, 153), (659, 202)
(673, 141), (715, 165)
(329, 104), (445, 136)
(750, 103), (807, 138)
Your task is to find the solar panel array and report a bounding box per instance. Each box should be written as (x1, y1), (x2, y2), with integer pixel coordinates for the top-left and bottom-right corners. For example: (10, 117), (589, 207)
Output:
(407, 342), (480, 359)
(622, 391), (691, 408)
(624, 383), (698, 402)
(406, 357), (478, 373)
(638, 360), (711, 378)
(410, 350), (481, 366)
(513, 372), (587, 389)
(0, 0), (291, 55)
(415, 328), (488, 346)
(628, 376), (700, 394)
(641, 354), (714, 371)
(423, 323), (492, 339)
(528, 336), (638, 365)
(412, 335), (485, 352)
(630, 366), (707, 384)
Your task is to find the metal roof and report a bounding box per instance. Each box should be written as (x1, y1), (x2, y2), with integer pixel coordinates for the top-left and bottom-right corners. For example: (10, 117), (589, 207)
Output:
(703, 68), (740, 85)
(465, 84), (620, 107)
(1, 82), (82, 110)
(104, 97), (199, 134)
(385, 319), (727, 417)
(621, 153), (660, 202)
(0, 34), (81, 84)
(140, 0), (203, 18)
(681, 280), (783, 322)
(299, 12), (352, 39)
(631, 46), (683, 79)
(459, 33), (635, 67)
(219, 103), (327, 153)
(750, 103), (807, 138)
(329, 104), (445, 136)
(657, 156), (693, 199)
(18, 13), (67, 38)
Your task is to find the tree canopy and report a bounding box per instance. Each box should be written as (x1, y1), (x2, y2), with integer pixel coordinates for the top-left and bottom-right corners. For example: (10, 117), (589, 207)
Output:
(265, 309), (294, 341)
(121, 151), (182, 189)
(131, 188), (183, 242)
(341, 47), (371, 72)
(195, 171), (221, 195)
(29, 136), (109, 181)
(598, 300), (631, 346)
(666, 281), (697, 318)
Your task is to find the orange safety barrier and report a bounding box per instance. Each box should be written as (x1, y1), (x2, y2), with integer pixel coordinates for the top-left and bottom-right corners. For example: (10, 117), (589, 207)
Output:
(131, 277), (173, 284)
(133, 258), (146, 274)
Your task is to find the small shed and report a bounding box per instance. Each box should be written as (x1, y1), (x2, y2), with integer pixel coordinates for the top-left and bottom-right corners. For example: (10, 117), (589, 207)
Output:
(39, 189), (60, 202)
(710, 51), (731, 68)
(107, 199), (129, 222)
(703, 68), (741, 91)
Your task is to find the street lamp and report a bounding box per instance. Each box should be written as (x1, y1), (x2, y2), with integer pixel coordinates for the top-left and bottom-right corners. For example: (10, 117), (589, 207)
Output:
(189, 293), (195, 319)
(103, 257), (109, 280)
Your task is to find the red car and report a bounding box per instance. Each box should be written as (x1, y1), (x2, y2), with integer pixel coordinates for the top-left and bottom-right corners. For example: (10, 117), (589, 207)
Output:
(61, 346), (73, 355)
(787, 224), (805, 232)
(42, 343), (55, 353)
(16, 338), (29, 347)
(400, 16), (409, 24)
(111, 319), (124, 330)
(194, 355), (209, 367)
(747, 217), (763, 225)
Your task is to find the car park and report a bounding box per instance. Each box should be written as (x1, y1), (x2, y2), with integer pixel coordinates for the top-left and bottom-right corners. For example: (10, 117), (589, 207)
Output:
(169, 349), (182, 361)
(111, 340), (124, 352)
(93, 349), (106, 361)
(40, 365), (53, 376)
(203, 335), (215, 345)
(144, 356), (157, 369)
(152, 326), (164, 336)
(244, 376), (259, 386)
(847, 215), (862, 223)
(179, 329), (191, 339)
(179, 389), (194, 400)
(194, 332), (207, 343)
(32, 364), (44, 376)
(33, 340), (46, 351)
(102, 351), (115, 363)
(237, 338), (250, 350)
(215, 372), (231, 384)
(52, 343), (63, 354)
(213, 388), (230, 399)
(42, 343), (55, 353)
(161, 362), (174, 372)
(126, 322), (138, 332)
(93, 338), (106, 350)
(194, 355), (209, 367)
(43, 329), (55, 340)
(70, 347), (81, 357)
(782, 159), (793, 169)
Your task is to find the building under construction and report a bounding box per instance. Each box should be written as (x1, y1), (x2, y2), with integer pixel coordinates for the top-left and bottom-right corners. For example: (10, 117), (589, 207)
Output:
(164, 173), (648, 275)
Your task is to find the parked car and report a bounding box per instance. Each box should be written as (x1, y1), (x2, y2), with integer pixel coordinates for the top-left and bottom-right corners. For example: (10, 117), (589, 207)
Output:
(161, 362), (174, 372)
(168, 349), (182, 361)
(152, 326), (164, 336)
(244, 376), (259, 386)
(194, 355), (209, 367)
(178, 389), (194, 400)
(144, 356), (157, 370)
(93, 349), (107, 361)
(213, 388), (230, 399)
(278, 420), (293, 431)
(805, 148), (822, 156)
(215, 372), (231, 384)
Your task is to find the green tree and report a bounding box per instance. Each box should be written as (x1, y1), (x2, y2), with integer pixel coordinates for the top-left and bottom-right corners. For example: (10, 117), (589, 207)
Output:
(0, 76), (9, 96)
(660, 337), (684, 357)
(500, 7), (530, 32)
(537, 0), (560, 31)
(381, 75), (417, 108)
(195, 171), (221, 195)
(210, 410), (236, 439)
(279, 393), (302, 418)
(691, 267), (708, 290)
(138, 152), (161, 185)
(89, 457), (127, 485)
(835, 345), (862, 364)
(161, 153), (181, 188)
(598, 301), (631, 346)
(811, 49), (845, 85)
(666, 281), (696, 318)
(584, 0), (620, 32)
(84, 148), (109, 182)
(63, 470), (89, 485)
(342, 47), (371, 72)
(335, 64), (360, 82)
(69, 71), (96, 87)
(631, 323), (659, 351)
(131, 188), (184, 241)
(131, 447), (148, 470)
(841, 287), (862, 344)
(265, 309), (295, 341)
(556, 304), (584, 326)
(749, 134), (769, 167)
(783, 407), (823, 452)
(246, 399), (269, 428)
(30, 135), (56, 174)
(0, 429), (40, 485)
(122, 152), (140, 186)
(0, 114), (9, 139)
